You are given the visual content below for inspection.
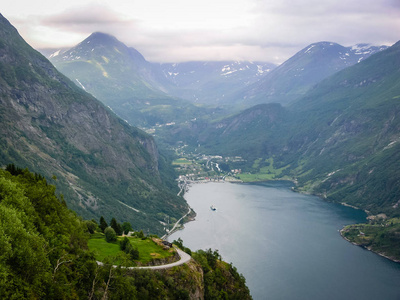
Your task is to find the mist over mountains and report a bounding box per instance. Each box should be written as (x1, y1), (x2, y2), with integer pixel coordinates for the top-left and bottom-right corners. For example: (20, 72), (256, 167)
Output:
(46, 34), (386, 110)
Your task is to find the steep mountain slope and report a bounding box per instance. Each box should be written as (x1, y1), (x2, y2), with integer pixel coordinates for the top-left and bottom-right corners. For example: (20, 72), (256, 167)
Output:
(232, 42), (388, 107)
(167, 41), (400, 216)
(284, 40), (400, 214)
(48, 33), (204, 127)
(0, 14), (187, 235)
(157, 103), (288, 158)
(158, 61), (275, 105)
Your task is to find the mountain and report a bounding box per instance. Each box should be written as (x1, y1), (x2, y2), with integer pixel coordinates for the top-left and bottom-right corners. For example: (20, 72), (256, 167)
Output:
(156, 103), (288, 158)
(167, 40), (400, 216)
(158, 61), (276, 105)
(232, 42), (388, 107)
(0, 14), (188, 235)
(47, 32), (205, 127)
(284, 40), (400, 214)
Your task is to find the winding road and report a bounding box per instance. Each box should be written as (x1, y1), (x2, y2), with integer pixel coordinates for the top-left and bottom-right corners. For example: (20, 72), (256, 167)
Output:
(97, 246), (191, 270)
(161, 207), (192, 240)
(131, 247), (191, 270)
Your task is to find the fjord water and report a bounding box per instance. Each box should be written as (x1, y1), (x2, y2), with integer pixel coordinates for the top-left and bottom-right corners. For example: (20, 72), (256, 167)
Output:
(169, 181), (400, 300)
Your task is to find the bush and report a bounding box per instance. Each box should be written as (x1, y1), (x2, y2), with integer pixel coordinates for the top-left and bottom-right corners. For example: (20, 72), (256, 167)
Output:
(122, 222), (133, 235)
(105, 227), (117, 243)
(85, 220), (98, 234)
(120, 237), (139, 260)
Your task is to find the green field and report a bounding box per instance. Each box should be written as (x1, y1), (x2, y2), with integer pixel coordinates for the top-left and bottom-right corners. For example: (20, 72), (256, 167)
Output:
(238, 158), (290, 182)
(88, 233), (175, 265)
(172, 158), (192, 165)
(238, 172), (276, 182)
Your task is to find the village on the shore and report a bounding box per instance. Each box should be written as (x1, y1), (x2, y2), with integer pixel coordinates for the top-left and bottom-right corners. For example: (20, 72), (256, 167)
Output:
(173, 149), (245, 195)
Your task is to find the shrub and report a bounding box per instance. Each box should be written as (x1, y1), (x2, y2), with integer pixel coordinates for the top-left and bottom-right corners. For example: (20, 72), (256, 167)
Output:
(105, 227), (117, 243)
(85, 220), (98, 234)
(120, 237), (139, 260)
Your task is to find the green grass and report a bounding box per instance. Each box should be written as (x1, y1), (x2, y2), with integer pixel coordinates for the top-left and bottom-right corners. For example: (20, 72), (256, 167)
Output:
(238, 172), (276, 182)
(238, 158), (290, 182)
(88, 233), (175, 265)
(252, 158), (262, 169)
(172, 158), (192, 165)
(88, 233), (121, 262)
(129, 238), (173, 263)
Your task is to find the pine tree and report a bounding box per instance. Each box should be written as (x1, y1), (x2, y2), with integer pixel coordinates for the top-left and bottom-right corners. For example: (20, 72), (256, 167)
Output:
(99, 216), (108, 233)
(110, 217), (123, 236)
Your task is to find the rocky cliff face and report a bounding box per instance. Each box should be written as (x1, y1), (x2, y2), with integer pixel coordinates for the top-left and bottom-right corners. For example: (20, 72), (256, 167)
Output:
(0, 14), (187, 234)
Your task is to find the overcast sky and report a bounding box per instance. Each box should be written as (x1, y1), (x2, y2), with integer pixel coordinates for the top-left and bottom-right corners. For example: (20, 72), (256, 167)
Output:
(2, 0), (399, 63)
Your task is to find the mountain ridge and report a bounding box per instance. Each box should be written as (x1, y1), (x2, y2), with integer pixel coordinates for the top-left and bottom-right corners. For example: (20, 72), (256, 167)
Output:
(230, 41), (388, 107)
(47, 32), (212, 127)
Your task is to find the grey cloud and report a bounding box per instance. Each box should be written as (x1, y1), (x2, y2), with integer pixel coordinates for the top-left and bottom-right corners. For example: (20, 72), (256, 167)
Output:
(18, 0), (399, 63)
(41, 4), (135, 28)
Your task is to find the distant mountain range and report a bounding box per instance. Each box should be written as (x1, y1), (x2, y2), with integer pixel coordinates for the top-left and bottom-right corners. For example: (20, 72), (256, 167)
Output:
(158, 60), (276, 105)
(44, 35), (388, 123)
(45, 34), (276, 108)
(230, 42), (388, 107)
(0, 14), (187, 235)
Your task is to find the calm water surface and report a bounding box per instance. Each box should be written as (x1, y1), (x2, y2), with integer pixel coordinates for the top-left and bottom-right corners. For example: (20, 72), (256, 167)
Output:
(169, 181), (400, 300)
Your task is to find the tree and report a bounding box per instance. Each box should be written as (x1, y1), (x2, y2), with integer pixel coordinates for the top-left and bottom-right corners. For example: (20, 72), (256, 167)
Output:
(119, 237), (140, 260)
(137, 230), (145, 239)
(110, 218), (123, 236)
(85, 220), (98, 234)
(120, 237), (130, 252)
(0, 167), (99, 298)
(99, 216), (108, 233)
(104, 227), (117, 243)
(122, 222), (133, 235)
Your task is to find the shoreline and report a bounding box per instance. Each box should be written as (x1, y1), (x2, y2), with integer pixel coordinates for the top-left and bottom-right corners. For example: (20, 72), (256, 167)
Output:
(339, 228), (400, 264)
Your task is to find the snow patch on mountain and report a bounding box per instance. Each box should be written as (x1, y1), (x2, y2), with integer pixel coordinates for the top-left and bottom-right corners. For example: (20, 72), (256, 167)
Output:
(49, 50), (60, 58)
(304, 45), (316, 54)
